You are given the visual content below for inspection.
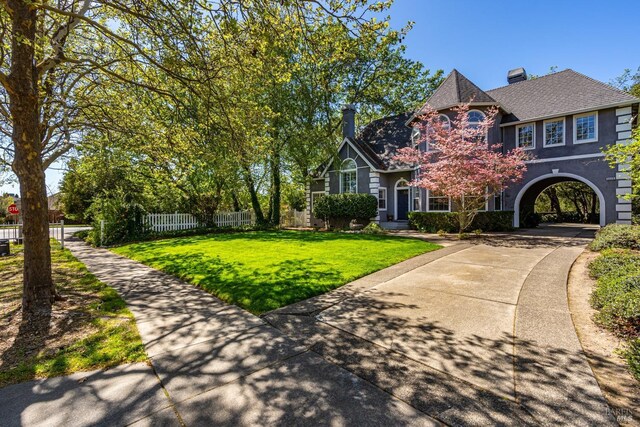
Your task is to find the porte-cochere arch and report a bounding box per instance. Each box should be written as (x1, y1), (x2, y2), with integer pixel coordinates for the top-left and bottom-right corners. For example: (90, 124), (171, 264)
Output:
(513, 173), (606, 227)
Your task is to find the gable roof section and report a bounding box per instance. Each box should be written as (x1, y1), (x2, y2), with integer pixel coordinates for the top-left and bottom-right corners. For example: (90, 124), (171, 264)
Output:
(406, 69), (501, 125)
(317, 112), (414, 176)
(355, 112), (414, 171)
(487, 69), (639, 124)
(422, 69), (497, 110)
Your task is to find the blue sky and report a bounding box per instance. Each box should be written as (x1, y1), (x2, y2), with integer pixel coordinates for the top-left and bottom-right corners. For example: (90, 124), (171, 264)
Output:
(387, 0), (640, 89)
(3, 0), (639, 196)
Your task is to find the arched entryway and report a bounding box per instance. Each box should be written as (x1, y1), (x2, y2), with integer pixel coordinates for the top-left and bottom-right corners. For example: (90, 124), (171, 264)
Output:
(514, 173), (605, 227)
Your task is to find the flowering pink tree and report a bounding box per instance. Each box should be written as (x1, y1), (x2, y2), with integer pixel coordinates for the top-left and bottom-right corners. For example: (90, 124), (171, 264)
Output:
(395, 102), (529, 233)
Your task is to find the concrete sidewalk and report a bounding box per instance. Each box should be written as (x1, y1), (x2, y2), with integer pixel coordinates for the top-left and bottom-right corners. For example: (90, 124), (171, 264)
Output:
(0, 239), (440, 427)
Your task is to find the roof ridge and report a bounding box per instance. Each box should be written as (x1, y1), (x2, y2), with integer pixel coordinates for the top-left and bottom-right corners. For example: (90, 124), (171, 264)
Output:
(569, 69), (640, 101)
(360, 111), (412, 130)
(452, 69), (462, 102)
(486, 69), (573, 92)
(453, 69), (497, 103)
(422, 69), (456, 108)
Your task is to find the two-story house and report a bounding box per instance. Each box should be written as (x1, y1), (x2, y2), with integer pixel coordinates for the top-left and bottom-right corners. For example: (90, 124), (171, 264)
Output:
(306, 68), (639, 228)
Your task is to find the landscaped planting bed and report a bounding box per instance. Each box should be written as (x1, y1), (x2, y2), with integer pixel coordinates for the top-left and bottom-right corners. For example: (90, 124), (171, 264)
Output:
(0, 242), (146, 387)
(588, 224), (640, 381)
(112, 230), (441, 314)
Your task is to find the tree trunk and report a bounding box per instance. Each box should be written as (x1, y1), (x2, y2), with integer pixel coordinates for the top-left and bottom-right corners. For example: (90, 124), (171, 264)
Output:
(590, 193), (597, 223)
(242, 166), (265, 225)
(231, 190), (241, 212)
(269, 152), (281, 226)
(8, 1), (55, 315)
(547, 186), (562, 215)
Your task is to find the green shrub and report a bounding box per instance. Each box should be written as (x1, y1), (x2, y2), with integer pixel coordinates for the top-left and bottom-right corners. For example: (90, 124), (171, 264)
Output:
(589, 242), (640, 380)
(589, 249), (640, 337)
(73, 229), (90, 241)
(539, 211), (585, 223)
(520, 210), (541, 228)
(362, 222), (386, 235)
(409, 211), (514, 233)
(590, 224), (640, 251)
(623, 338), (640, 381)
(313, 193), (378, 230)
(87, 190), (151, 246)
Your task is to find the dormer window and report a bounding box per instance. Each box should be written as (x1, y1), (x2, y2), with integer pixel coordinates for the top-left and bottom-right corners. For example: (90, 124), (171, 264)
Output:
(340, 158), (357, 193)
(574, 112), (598, 143)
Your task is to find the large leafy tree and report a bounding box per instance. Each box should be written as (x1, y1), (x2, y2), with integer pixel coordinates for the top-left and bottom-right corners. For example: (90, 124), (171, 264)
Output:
(2, 0), (417, 316)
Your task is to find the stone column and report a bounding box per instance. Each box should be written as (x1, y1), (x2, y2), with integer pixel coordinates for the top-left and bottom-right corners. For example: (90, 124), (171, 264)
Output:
(369, 171), (380, 223)
(305, 181), (311, 226)
(615, 106), (633, 224)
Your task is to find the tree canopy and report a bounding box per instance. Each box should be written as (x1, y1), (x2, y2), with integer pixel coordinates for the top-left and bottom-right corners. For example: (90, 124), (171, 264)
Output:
(0, 0), (442, 316)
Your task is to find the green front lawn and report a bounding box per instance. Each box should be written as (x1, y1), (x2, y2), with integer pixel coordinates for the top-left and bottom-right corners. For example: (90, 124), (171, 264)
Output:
(113, 231), (440, 314)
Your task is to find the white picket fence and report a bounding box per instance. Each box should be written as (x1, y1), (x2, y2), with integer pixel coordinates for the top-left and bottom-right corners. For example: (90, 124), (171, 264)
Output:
(145, 211), (253, 233)
(281, 209), (306, 227)
(0, 221), (66, 248)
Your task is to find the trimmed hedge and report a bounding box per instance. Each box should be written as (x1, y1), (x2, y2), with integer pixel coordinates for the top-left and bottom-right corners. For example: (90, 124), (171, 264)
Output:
(313, 193), (377, 230)
(409, 211), (514, 233)
(590, 224), (640, 251)
(539, 211), (599, 224)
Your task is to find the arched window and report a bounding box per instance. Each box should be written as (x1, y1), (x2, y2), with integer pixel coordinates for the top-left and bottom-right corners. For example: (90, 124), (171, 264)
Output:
(411, 127), (421, 145)
(467, 110), (487, 143)
(439, 114), (451, 130)
(340, 158), (357, 193)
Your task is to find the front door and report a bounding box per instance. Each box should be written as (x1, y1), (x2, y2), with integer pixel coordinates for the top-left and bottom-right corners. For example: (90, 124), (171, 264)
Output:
(397, 189), (409, 220)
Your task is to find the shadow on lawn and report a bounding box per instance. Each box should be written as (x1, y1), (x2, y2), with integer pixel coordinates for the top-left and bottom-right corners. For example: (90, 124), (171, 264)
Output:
(140, 252), (343, 314)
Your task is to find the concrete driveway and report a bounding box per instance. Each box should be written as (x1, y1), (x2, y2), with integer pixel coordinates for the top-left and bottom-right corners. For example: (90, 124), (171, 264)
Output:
(266, 224), (617, 425)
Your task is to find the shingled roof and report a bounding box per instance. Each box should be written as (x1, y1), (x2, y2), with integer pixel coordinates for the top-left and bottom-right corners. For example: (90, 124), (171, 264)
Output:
(487, 69), (639, 123)
(420, 69), (497, 111)
(325, 68), (639, 174)
(354, 112), (413, 170)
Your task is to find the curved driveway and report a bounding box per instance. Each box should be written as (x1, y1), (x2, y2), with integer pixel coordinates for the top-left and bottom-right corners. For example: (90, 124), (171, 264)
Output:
(267, 224), (616, 425)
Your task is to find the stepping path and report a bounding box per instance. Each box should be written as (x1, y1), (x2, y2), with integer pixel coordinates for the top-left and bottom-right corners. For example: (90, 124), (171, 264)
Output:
(0, 238), (441, 426)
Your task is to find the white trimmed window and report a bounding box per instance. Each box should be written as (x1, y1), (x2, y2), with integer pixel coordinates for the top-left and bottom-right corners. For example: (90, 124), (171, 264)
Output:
(462, 194), (488, 211)
(574, 112), (598, 143)
(378, 187), (387, 210)
(425, 114), (451, 152)
(494, 192), (503, 211)
(427, 190), (450, 212)
(439, 114), (451, 130)
(467, 110), (487, 143)
(544, 118), (565, 147)
(411, 127), (421, 145)
(340, 158), (357, 193)
(516, 123), (535, 149)
(412, 188), (421, 211)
